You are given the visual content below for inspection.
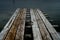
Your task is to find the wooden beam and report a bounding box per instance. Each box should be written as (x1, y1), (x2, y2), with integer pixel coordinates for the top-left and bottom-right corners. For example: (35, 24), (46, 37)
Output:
(37, 9), (60, 40)
(30, 9), (42, 40)
(0, 8), (20, 40)
(33, 9), (52, 40)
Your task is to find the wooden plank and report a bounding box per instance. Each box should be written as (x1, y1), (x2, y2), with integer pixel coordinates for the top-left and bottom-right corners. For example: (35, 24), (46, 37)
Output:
(37, 9), (60, 40)
(0, 8), (20, 40)
(33, 9), (52, 40)
(3, 9), (25, 40)
(30, 9), (42, 40)
(15, 8), (26, 40)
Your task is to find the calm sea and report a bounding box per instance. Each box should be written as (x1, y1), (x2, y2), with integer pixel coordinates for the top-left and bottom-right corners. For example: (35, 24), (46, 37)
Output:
(0, 0), (60, 32)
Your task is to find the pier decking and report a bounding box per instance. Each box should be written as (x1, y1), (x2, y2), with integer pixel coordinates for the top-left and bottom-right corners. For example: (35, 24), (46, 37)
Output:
(0, 8), (60, 40)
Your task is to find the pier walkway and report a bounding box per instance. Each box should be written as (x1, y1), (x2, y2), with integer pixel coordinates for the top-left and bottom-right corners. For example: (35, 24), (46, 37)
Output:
(0, 8), (60, 40)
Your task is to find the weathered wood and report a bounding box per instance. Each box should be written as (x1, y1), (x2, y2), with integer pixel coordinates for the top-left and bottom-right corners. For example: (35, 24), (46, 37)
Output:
(0, 8), (20, 40)
(15, 8), (26, 40)
(30, 9), (42, 40)
(37, 9), (60, 40)
(33, 9), (52, 40)
(0, 8), (60, 40)
(3, 9), (25, 40)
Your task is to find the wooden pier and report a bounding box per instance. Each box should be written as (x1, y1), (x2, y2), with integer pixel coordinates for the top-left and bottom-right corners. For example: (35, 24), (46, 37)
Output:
(0, 8), (60, 40)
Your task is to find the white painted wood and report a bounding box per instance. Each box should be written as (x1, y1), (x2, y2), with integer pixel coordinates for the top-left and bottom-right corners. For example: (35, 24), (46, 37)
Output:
(33, 9), (52, 40)
(37, 9), (60, 40)
(30, 9), (42, 40)
(0, 8), (20, 40)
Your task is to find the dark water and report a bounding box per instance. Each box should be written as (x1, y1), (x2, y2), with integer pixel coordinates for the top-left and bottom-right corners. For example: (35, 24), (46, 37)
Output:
(0, 0), (60, 32)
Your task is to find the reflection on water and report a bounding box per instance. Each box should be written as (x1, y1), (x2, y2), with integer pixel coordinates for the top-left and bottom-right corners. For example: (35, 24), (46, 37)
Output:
(0, 0), (60, 32)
